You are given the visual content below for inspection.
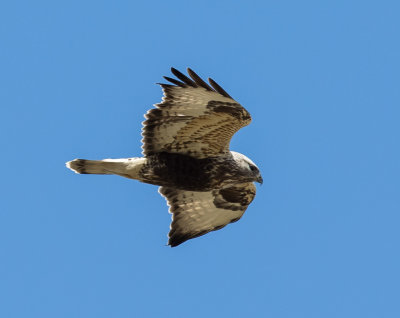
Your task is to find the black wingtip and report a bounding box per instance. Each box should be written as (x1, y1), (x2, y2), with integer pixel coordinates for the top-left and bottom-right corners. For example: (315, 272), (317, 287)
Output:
(163, 76), (186, 87)
(164, 67), (233, 99)
(208, 77), (233, 98)
(187, 68), (213, 91)
(168, 239), (183, 248)
(168, 232), (190, 247)
(170, 67), (197, 87)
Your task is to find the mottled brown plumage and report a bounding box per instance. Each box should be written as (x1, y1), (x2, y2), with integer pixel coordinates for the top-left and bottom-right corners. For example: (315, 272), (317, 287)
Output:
(66, 68), (262, 247)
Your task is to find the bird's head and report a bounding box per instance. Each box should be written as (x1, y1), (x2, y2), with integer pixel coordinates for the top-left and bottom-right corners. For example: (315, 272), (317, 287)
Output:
(231, 151), (263, 184)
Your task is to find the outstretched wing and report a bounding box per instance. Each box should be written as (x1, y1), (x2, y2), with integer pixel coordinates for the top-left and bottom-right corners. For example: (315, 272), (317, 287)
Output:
(159, 183), (256, 247)
(142, 68), (252, 159)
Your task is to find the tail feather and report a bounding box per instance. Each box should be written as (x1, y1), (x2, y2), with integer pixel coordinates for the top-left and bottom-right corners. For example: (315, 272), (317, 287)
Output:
(66, 158), (146, 179)
(66, 159), (114, 174)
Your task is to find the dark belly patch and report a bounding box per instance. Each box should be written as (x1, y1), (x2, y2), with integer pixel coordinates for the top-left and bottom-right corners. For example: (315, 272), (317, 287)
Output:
(140, 152), (223, 191)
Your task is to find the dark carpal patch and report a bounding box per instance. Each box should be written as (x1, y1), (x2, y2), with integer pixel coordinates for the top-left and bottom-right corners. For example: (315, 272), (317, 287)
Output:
(207, 101), (251, 122)
(213, 185), (256, 211)
(219, 187), (255, 206)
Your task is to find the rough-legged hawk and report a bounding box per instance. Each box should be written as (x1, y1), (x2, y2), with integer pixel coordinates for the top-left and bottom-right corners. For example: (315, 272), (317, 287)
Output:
(66, 68), (262, 247)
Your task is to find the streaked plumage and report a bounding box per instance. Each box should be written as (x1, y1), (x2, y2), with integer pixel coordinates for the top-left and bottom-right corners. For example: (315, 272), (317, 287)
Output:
(66, 68), (262, 247)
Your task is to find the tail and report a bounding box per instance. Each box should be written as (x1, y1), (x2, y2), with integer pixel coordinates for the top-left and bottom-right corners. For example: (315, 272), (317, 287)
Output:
(66, 158), (146, 179)
(66, 159), (115, 174)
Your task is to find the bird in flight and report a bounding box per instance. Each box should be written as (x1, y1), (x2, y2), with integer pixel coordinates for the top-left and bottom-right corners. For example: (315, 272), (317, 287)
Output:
(66, 68), (262, 247)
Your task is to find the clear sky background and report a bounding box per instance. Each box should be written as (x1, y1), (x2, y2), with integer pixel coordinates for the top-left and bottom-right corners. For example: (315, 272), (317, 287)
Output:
(1, 1), (399, 317)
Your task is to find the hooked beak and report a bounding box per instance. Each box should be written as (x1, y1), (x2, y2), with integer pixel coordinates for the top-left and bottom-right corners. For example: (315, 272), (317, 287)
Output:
(256, 175), (263, 185)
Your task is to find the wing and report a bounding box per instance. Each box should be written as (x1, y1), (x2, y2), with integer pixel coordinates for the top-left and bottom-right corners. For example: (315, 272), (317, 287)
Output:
(159, 182), (256, 247)
(142, 68), (252, 159)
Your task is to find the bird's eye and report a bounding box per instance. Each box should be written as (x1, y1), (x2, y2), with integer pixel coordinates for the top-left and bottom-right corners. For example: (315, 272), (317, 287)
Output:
(250, 165), (256, 172)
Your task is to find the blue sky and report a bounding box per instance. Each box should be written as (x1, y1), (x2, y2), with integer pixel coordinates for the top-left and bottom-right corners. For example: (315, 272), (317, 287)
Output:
(1, 1), (399, 317)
